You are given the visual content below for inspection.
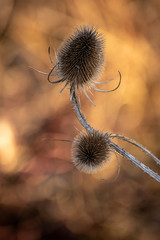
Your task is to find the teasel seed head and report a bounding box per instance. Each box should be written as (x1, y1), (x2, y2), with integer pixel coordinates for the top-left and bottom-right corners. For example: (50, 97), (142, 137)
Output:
(56, 25), (104, 91)
(44, 25), (105, 96)
(72, 131), (110, 173)
(31, 25), (121, 105)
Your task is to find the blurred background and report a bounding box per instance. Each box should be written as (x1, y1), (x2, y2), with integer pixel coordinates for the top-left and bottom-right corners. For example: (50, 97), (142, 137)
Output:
(0, 0), (160, 239)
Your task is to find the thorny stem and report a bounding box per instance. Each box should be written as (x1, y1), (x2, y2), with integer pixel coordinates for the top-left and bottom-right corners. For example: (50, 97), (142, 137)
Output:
(71, 89), (160, 183)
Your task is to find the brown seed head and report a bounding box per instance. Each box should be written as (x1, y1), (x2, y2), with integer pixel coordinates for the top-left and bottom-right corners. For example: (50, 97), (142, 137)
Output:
(72, 131), (110, 173)
(57, 25), (104, 90)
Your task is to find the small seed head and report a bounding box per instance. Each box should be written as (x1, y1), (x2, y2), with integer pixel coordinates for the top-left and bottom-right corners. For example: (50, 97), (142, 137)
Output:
(56, 25), (104, 90)
(72, 131), (110, 173)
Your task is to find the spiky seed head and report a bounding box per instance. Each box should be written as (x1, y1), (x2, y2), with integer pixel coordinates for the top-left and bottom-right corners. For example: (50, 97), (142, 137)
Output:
(72, 131), (110, 173)
(57, 25), (104, 90)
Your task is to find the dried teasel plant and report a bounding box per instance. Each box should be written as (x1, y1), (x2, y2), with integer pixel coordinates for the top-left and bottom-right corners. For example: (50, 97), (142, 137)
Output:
(41, 25), (160, 182)
(32, 25), (121, 105)
(70, 90), (160, 182)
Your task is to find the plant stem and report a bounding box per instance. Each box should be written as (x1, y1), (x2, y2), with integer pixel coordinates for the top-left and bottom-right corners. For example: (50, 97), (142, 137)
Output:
(71, 90), (160, 183)
(109, 141), (160, 183)
(71, 90), (94, 133)
(110, 133), (160, 165)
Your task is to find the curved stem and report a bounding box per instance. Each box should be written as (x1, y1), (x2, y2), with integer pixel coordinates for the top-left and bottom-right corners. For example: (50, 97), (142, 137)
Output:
(110, 134), (160, 165)
(70, 89), (160, 182)
(70, 90), (94, 133)
(109, 141), (160, 183)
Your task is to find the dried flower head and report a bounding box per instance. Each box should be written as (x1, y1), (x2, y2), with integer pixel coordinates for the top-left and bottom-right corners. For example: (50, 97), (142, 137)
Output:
(72, 131), (110, 173)
(56, 25), (104, 91)
(31, 25), (121, 104)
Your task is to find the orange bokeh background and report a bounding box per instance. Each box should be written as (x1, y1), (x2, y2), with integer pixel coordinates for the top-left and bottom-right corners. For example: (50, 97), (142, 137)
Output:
(0, 0), (160, 239)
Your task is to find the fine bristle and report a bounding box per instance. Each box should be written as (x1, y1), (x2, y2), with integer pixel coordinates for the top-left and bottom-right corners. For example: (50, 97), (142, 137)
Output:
(57, 25), (104, 90)
(72, 131), (110, 173)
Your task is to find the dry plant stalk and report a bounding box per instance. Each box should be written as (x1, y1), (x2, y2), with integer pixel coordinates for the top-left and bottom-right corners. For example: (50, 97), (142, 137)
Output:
(34, 25), (160, 182)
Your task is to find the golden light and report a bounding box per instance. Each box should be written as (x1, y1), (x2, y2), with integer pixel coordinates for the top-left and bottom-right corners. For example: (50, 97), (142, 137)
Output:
(0, 120), (17, 172)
